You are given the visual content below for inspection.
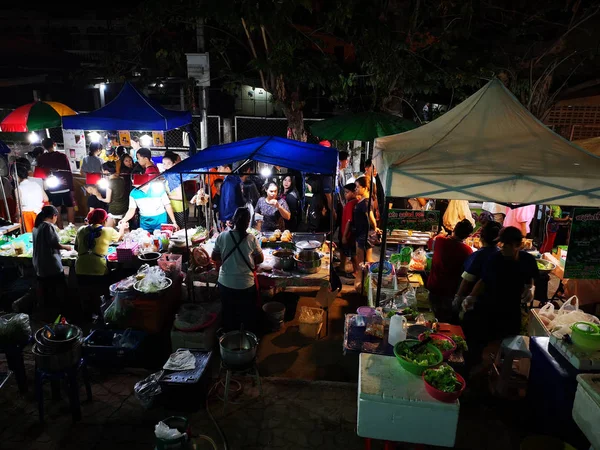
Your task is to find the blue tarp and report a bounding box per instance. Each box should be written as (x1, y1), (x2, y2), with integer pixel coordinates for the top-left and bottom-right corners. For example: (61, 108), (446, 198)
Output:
(62, 82), (191, 131)
(0, 140), (10, 154)
(159, 136), (338, 190)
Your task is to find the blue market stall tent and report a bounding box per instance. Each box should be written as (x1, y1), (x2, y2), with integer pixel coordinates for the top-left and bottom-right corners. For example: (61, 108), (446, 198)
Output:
(62, 82), (191, 131)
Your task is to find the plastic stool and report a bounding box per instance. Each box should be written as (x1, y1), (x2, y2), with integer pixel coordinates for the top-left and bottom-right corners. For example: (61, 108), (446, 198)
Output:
(491, 335), (531, 397)
(0, 336), (32, 393)
(35, 358), (92, 423)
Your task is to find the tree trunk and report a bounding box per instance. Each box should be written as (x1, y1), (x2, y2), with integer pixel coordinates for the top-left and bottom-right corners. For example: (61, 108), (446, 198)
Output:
(282, 102), (307, 142)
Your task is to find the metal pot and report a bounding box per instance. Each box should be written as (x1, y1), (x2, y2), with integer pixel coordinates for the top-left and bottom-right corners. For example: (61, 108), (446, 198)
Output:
(138, 251), (161, 265)
(272, 249), (295, 271)
(296, 240), (321, 251)
(218, 329), (259, 368)
(32, 340), (82, 371)
(294, 251), (323, 274)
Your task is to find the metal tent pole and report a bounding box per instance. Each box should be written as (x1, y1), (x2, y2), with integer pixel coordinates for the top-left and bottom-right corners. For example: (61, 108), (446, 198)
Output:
(181, 172), (194, 302)
(375, 198), (389, 307)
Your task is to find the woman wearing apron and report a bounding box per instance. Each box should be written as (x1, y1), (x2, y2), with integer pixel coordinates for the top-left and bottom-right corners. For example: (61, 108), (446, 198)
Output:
(212, 207), (264, 333)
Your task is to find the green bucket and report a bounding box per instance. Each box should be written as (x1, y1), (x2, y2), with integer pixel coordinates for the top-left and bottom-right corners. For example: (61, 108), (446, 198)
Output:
(155, 416), (189, 450)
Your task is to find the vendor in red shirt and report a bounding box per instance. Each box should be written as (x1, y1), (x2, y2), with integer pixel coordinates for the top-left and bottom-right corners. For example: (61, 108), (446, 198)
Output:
(427, 218), (474, 323)
(135, 148), (159, 175)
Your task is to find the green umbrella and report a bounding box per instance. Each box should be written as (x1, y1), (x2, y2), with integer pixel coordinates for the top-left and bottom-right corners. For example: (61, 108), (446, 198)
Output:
(309, 111), (418, 141)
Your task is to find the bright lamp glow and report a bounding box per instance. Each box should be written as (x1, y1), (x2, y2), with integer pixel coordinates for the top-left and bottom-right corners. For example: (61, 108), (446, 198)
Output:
(88, 132), (101, 143)
(97, 178), (109, 190)
(140, 134), (152, 147)
(28, 132), (40, 144)
(46, 175), (60, 189)
(149, 181), (165, 195)
(260, 167), (272, 178)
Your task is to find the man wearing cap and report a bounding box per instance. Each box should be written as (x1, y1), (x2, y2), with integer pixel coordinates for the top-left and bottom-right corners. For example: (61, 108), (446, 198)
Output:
(461, 226), (539, 372)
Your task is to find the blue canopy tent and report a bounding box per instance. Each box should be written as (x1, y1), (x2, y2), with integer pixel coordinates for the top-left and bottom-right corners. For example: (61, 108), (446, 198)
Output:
(159, 135), (339, 191)
(154, 135), (343, 301)
(62, 82), (192, 131)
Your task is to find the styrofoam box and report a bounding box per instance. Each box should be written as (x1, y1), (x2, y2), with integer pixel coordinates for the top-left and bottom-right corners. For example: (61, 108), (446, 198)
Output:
(358, 353), (459, 447)
(572, 374), (600, 450)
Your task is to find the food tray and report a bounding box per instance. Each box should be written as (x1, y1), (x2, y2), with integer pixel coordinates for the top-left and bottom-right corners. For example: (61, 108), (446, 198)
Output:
(160, 350), (212, 384)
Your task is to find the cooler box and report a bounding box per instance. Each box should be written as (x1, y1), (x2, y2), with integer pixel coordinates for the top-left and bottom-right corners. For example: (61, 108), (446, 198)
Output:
(358, 353), (459, 447)
(573, 374), (600, 450)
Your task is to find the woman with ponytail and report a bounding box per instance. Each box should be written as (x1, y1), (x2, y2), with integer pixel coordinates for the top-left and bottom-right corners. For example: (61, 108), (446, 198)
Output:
(75, 208), (126, 317)
(32, 205), (72, 309)
(211, 206), (264, 332)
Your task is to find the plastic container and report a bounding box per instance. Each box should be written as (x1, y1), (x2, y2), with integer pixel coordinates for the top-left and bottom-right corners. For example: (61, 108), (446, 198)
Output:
(388, 315), (407, 347)
(357, 306), (376, 316)
(393, 340), (443, 375)
(83, 329), (146, 367)
(418, 333), (457, 360)
(262, 302), (286, 331)
(298, 306), (324, 339)
(422, 370), (466, 403)
(570, 322), (600, 351)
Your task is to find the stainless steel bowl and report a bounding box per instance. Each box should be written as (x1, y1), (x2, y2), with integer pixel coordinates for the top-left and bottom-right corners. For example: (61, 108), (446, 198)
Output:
(219, 330), (259, 368)
(32, 341), (82, 371)
(272, 249), (295, 271)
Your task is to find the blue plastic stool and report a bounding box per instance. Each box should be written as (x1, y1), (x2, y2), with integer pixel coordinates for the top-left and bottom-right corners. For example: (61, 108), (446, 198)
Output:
(35, 358), (92, 423)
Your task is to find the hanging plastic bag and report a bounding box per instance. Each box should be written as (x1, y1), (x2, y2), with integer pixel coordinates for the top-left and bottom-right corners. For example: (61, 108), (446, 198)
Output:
(557, 296), (579, 315)
(134, 370), (163, 409)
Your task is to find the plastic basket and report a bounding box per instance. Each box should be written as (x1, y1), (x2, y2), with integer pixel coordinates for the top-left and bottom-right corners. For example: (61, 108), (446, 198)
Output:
(298, 306), (324, 339)
(83, 329), (146, 367)
(116, 241), (139, 262)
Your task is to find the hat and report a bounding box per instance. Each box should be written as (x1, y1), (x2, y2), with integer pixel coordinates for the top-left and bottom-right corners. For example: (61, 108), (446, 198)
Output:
(496, 226), (523, 244)
(87, 208), (108, 225)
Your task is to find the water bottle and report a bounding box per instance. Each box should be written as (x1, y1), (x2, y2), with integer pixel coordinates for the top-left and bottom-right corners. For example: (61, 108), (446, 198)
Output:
(388, 314), (407, 347)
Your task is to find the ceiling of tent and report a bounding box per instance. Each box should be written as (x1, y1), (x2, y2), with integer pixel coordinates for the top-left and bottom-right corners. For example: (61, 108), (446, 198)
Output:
(373, 79), (600, 207)
(62, 82), (191, 131)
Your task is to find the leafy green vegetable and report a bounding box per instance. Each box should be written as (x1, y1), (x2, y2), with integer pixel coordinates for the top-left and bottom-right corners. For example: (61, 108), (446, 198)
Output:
(389, 253), (402, 265)
(431, 339), (454, 351)
(424, 365), (462, 393)
(400, 307), (417, 317)
(396, 342), (440, 366)
(537, 261), (547, 270)
(452, 334), (468, 352)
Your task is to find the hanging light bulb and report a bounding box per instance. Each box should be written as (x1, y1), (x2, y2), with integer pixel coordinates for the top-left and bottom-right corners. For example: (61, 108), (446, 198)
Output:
(97, 178), (109, 190)
(260, 166), (272, 178)
(140, 134), (152, 147)
(88, 131), (101, 143)
(28, 132), (40, 144)
(46, 174), (60, 189)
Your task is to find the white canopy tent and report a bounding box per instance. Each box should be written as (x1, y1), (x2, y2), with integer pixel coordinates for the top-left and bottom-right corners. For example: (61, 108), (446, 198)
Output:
(373, 79), (600, 207)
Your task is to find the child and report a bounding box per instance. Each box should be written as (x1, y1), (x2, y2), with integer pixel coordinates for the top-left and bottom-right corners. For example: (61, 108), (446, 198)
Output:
(16, 163), (48, 232)
(339, 182), (358, 277)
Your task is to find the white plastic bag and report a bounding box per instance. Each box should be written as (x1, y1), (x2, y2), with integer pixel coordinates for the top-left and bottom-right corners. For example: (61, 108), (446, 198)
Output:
(557, 296), (579, 315)
(538, 303), (555, 320)
(155, 421), (184, 440)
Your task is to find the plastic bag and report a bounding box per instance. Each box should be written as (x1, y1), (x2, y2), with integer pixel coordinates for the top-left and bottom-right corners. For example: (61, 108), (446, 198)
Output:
(134, 370), (163, 409)
(0, 313), (31, 345)
(136, 266), (169, 293)
(155, 421), (184, 440)
(401, 287), (417, 309)
(557, 296), (579, 315)
(365, 314), (385, 339)
(538, 303), (556, 320)
(299, 306), (323, 324)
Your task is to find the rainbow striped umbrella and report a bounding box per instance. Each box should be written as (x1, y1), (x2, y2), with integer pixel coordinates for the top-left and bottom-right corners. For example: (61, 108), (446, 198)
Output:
(0, 101), (77, 132)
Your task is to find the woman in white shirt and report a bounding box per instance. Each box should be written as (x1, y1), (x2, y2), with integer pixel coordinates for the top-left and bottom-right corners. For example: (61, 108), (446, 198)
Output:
(211, 207), (264, 332)
(16, 163), (47, 232)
